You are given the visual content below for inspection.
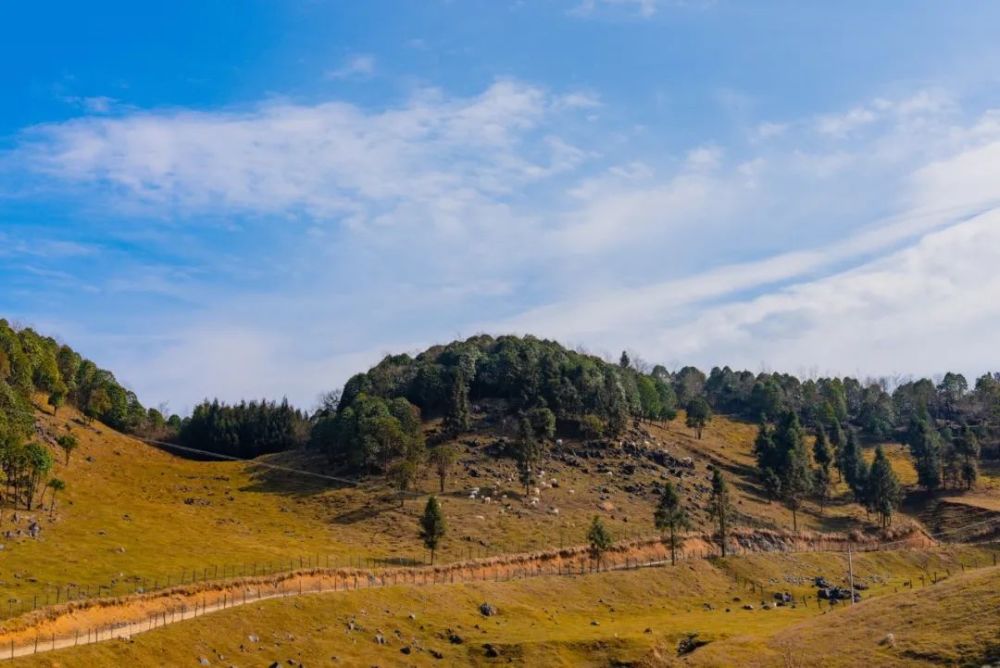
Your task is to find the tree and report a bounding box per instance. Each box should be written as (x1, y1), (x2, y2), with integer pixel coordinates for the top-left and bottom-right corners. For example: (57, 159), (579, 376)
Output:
(419, 496), (446, 564)
(685, 397), (712, 439)
(580, 414), (605, 440)
(829, 419), (846, 482)
(707, 466), (733, 557)
(388, 458), (419, 507)
(812, 426), (833, 513)
(24, 443), (53, 510)
(429, 443), (460, 493)
(604, 370), (629, 437)
(84, 387), (112, 423)
(587, 516), (613, 567)
(838, 429), (866, 493)
(514, 416), (543, 494)
(906, 417), (943, 494)
(753, 421), (780, 498)
(654, 482), (690, 565)
(864, 446), (902, 528)
(46, 478), (65, 516)
(56, 434), (78, 466)
(955, 425), (980, 491)
(47, 390), (66, 417)
(443, 369), (471, 435)
(774, 412), (813, 531)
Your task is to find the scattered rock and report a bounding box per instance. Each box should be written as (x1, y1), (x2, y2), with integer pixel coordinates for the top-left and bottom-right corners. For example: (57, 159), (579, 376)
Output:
(880, 633), (895, 648)
(479, 602), (497, 617)
(198, 658), (210, 666)
(677, 633), (709, 656)
(483, 643), (500, 658)
(400, 646), (412, 655)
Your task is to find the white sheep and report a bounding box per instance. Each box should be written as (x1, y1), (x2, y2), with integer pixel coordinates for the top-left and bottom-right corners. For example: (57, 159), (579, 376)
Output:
(483, 496), (492, 504)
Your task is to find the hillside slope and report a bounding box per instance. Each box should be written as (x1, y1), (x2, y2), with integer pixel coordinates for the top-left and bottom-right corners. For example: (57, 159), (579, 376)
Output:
(688, 563), (1000, 667)
(0, 395), (947, 622)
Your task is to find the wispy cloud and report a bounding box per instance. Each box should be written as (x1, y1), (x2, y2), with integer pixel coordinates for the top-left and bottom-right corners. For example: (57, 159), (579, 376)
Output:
(8, 79), (1000, 408)
(325, 54), (377, 80)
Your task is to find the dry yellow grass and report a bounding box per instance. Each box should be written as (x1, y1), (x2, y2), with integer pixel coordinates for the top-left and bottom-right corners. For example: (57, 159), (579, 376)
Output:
(9, 546), (997, 667)
(2, 398), (981, 629)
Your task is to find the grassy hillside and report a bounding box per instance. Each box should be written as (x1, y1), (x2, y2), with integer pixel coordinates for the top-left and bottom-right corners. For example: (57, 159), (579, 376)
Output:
(693, 562), (1000, 667)
(4, 394), (995, 626)
(9, 547), (996, 667)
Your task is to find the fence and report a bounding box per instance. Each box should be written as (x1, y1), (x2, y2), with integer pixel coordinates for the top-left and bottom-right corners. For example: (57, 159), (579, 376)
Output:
(3, 537), (999, 660)
(0, 525), (664, 622)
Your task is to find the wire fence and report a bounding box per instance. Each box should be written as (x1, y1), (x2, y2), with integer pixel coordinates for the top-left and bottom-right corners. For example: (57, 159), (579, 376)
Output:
(3, 515), (999, 623)
(3, 536), (999, 661)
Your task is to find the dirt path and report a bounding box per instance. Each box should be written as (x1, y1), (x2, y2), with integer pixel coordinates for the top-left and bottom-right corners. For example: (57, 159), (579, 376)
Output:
(0, 528), (931, 661)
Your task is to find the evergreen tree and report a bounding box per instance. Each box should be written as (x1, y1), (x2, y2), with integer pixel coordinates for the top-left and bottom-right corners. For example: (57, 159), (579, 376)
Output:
(829, 418), (846, 481)
(685, 397), (712, 439)
(753, 419), (782, 501)
(654, 482), (690, 565)
(514, 416), (543, 494)
(774, 412), (813, 531)
(812, 425), (833, 513)
(813, 425), (833, 471)
(443, 369), (471, 435)
(955, 425), (980, 490)
(587, 516), (613, 567)
(708, 466), (733, 557)
(838, 429), (866, 493)
(604, 370), (629, 437)
(864, 445), (902, 528)
(419, 496), (446, 564)
(906, 417), (943, 494)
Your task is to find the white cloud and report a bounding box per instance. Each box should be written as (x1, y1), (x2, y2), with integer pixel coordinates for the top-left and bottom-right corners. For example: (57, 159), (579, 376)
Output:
(325, 54), (376, 80)
(15, 80), (585, 238)
(11, 81), (1000, 409)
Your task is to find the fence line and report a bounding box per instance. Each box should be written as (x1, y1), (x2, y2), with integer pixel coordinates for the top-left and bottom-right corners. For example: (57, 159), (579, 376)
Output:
(3, 538), (998, 661)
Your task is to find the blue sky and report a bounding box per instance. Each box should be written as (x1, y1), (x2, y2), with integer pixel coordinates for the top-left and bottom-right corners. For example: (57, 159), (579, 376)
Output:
(3, 1), (1000, 414)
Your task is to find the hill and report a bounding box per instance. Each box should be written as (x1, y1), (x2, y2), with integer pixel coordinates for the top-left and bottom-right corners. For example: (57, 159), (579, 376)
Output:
(8, 546), (997, 666)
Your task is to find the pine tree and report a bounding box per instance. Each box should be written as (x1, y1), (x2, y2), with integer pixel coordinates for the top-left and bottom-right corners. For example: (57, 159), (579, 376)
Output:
(774, 412), (813, 531)
(864, 445), (902, 528)
(812, 425), (833, 513)
(419, 496), (446, 564)
(654, 482), (690, 565)
(829, 418), (846, 482)
(587, 516), (613, 567)
(708, 466), (733, 557)
(443, 370), (471, 435)
(838, 429), (865, 493)
(906, 417), (943, 494)
(514, 416), (542, 494)
(955, 425), (980, 490)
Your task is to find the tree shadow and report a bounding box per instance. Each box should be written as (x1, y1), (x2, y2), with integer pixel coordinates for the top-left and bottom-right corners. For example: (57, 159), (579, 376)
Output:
(235, 450), (359, 499)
